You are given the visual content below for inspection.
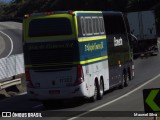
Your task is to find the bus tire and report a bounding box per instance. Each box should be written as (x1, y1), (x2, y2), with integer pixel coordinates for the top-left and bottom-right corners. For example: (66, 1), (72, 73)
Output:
(119, 76), (124, 89)
(89, 81), (98, 102)
(128, 67), (132, 80)
(119, 71), (127, 89)
(97, 79), (104, 100)
(124, 72), (129, 87)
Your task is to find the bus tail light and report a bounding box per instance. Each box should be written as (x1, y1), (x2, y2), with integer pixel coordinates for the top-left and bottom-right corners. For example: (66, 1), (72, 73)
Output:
(68, 11), (73, 14)
(74, 64), (84, 86)
(25, 68), (34, 88)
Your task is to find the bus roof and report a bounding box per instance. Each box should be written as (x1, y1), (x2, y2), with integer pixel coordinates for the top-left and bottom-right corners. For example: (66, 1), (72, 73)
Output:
(24, 11), (123, 18)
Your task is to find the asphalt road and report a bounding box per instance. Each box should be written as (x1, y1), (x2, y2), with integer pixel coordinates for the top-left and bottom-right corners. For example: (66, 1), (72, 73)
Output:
(1, 52), (159, 120)
(0, 22), (23, 58)
(0, 22), (159, 120)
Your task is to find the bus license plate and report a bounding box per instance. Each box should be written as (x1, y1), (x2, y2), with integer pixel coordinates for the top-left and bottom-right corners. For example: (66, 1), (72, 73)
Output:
(49, 90), (60, 94)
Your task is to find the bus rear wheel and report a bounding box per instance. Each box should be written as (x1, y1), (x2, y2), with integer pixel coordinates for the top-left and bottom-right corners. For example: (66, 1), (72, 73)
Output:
(119, 71), (128, 88)
(124, 73), (129, 87)
(119, 75), (124, 89)
(128, 67), (134, 80)
(90, 81), (98, 102)
(97, 80), (104, 100)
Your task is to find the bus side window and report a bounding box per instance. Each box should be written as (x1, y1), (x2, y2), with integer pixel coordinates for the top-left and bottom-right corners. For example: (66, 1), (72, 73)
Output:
(85, 17), (93, 36)
(92, 17), (99, 35)
(89, 17), (93, 36)
(98, 17), (105, 35)
(79, 16), (105, 37)
(80, 16), (86, 37)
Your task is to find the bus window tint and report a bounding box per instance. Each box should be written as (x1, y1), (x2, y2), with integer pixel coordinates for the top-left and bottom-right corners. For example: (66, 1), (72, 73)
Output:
(92, 17), (99, 35)
(99, 17), (105, 34)
(85, 17), (93, 36)
(103, 15), (126, 35)
(80, 17), (86, 36)
(29, 18), (72, 37)
(78, 16), (105, 37)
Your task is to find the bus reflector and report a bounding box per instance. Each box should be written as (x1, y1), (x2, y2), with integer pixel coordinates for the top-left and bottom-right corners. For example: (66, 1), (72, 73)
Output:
(25, 68), (33, 88)
(74, 64), (84, 86)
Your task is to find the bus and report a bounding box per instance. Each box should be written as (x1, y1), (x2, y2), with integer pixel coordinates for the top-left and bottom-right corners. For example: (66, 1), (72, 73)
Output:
(103, 12), (135, 88)
(23, 11), (134, 106)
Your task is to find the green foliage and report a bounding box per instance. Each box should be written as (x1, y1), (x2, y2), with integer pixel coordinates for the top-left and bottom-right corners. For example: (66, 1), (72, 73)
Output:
(0, 2), (8, 14)
(0, 0), (159, 33)
(0, 0), (159, 21)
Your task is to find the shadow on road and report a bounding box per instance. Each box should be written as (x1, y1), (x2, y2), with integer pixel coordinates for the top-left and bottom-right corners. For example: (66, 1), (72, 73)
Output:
(41, 98), (87, 110)
(0, 94), (7, 99)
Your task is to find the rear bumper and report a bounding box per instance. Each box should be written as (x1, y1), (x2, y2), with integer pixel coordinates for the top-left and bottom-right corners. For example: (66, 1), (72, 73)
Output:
(27, 82), (89, 100)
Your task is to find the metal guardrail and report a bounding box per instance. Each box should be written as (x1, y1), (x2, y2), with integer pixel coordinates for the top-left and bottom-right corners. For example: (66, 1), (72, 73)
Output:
(0, 78), (21, 90)
(0, 53), (24, 81)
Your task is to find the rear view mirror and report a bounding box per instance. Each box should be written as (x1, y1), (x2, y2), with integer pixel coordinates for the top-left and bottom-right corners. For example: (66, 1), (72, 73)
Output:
(130, 33), (138, 44)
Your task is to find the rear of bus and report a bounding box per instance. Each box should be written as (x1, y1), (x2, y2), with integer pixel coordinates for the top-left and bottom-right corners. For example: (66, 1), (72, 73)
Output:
(23, 12), (87, 100)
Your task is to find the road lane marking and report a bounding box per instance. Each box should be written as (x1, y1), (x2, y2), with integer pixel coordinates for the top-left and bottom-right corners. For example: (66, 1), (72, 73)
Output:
(0, 31), (13, 57)
(0, 36), (5, 55)
(33, 104), (43, 109)
(68, 73), (160, 120)
(18, 92), (27, 95)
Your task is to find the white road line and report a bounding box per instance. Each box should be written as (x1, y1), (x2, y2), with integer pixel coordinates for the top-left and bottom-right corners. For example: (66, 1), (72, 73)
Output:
(0, 31), (13, 57)
(68, 73), (160, 120)
(18, 92), (27, 95)
(33, 104), (43, 109)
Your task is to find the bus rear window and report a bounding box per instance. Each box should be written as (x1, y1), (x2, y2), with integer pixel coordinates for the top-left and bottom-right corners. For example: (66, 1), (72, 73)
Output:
(29, 18), (72, 37)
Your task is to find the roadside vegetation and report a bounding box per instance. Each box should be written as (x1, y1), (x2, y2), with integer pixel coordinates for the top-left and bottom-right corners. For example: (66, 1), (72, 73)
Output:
(0, 0), (159, 30)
